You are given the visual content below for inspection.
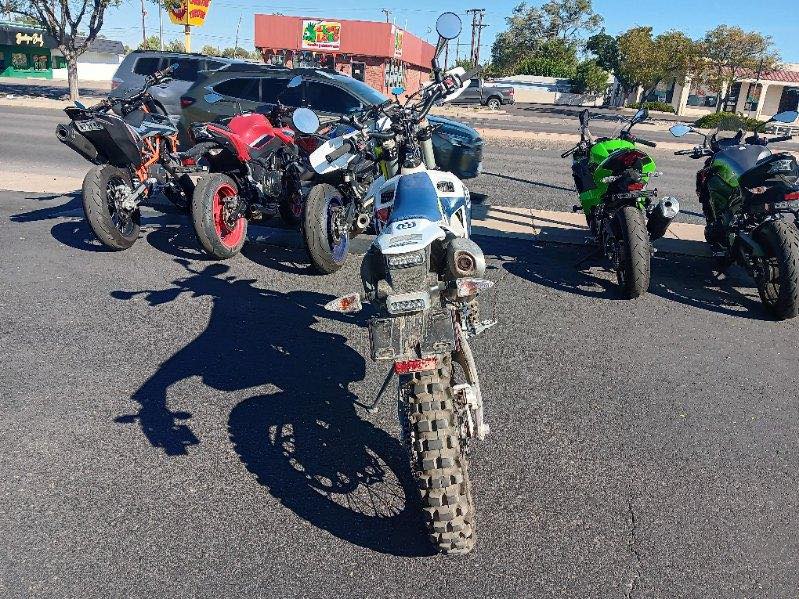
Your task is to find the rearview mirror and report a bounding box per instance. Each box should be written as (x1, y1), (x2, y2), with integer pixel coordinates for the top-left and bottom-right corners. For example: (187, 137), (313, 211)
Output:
(632, 108), (649, 124)
(287, 75), (303, 89)
(74, 100), (87, 110)
(435, 12), (462, 40)
(772, 110), (798, 124)
(391, 86), (405, 96)
(204, 92), (223, 104)
(292, 107), (320, 134)
(670, 124), (692, 137)
(579, 109), (589, 127)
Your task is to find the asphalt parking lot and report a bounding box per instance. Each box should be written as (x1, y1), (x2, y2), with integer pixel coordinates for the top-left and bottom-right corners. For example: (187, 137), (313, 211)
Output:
(3, 102), (799, 597)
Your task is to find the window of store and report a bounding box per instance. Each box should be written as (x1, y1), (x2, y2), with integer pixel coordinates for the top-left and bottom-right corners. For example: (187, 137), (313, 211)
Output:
(778, 87), (799, 113)
(11, 52), (28, 69)
(32, 54), (48, 70)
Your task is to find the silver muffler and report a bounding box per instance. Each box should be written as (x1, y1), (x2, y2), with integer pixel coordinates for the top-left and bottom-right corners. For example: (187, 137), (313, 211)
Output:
(647, 196), (680, 240)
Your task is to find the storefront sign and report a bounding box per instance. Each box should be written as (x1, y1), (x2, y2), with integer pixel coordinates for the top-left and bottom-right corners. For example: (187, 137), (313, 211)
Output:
(168, 0), (212, 27)
(392, 26), (403, 59)
(301, 20), (341, 51)
(15, 32), (44, 47)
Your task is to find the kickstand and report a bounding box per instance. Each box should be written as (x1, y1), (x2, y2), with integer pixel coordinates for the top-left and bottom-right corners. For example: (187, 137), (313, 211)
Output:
(574, 246), (602, 268)
(355, 366), (395, 414)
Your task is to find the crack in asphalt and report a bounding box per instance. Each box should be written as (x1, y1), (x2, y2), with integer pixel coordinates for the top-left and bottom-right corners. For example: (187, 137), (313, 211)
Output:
(625, 497), (643, 599)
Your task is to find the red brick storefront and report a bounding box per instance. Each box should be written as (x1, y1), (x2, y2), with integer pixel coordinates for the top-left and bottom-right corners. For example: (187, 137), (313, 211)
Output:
(254, 15), (435, 97)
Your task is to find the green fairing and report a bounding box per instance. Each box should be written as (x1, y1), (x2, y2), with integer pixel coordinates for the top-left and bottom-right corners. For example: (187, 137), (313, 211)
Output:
(577, 138), (656, 213)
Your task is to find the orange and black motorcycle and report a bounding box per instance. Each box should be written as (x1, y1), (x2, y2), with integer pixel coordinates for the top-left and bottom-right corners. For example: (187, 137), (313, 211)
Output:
(56, 65), (204, 250)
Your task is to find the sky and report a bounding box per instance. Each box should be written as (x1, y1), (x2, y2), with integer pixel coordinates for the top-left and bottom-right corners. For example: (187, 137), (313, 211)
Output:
(98, 0), (799, 63)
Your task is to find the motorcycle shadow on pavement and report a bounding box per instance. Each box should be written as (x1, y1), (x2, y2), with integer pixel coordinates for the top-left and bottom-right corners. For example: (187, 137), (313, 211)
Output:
(485, 235), (771, 319)
(111, 258), (432, 556)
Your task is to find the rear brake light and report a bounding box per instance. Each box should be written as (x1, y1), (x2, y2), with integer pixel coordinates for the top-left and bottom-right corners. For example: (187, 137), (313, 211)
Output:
(180, 97), (195, 108)
(111, 78), (122, 90)
(628, 182), (645, 191)
(785, 192), (799, 201)
(376, 207), (390, 222)
(394, 357), (437, 375)
(182, 158), (196, 166)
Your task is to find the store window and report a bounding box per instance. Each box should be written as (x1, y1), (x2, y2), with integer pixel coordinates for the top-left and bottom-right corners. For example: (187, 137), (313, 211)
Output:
(12, 53), (28, 69)
(32, 54), (48, 70)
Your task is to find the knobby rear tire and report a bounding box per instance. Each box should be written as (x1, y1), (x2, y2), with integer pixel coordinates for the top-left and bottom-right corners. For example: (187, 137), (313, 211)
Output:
(614, 206), (651, 299)
(82, 165), (139, 251)
(405, 355), (476, 555)
(754, 219), (799, 320)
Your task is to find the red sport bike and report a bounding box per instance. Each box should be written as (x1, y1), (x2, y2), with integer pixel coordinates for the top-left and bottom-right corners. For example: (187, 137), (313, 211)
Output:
(187, 77), (318, 259)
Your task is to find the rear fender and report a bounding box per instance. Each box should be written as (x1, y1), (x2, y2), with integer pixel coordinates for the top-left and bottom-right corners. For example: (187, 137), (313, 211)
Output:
(375, 218), (445, 255)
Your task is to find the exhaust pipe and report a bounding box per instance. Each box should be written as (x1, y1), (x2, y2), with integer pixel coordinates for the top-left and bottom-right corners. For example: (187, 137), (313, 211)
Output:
(647, 196), (680, 241)
(55, 122), (101, 164)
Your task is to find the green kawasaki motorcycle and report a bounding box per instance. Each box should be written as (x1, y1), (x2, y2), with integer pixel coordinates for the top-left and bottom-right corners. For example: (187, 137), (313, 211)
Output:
(670, 110), (799, 320)
(563, 108), (680, 298)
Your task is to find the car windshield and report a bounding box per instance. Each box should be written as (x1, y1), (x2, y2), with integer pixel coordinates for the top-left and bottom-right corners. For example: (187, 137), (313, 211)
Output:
(327, 73), (388, 106)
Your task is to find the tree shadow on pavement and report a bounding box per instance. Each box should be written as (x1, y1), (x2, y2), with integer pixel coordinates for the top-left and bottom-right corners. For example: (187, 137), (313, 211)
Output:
(10, 192), (82, 223)
(111, 258), (430, 555)
(484, 235), (773, 319)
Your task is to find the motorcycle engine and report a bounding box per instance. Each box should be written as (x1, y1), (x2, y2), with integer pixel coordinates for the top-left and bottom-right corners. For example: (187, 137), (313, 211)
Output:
(251, 158), (283, 199)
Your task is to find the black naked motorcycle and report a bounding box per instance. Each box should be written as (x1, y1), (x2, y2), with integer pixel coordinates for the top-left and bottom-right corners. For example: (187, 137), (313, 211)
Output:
(56, 64), (202, 251)
(671, 110), (799, 319)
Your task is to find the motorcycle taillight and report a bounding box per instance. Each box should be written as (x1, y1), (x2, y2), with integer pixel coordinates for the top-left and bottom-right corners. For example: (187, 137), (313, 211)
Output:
(628, 182), (645, 191)
(785, 191), (799, 201)
(394, 357), (437, 375)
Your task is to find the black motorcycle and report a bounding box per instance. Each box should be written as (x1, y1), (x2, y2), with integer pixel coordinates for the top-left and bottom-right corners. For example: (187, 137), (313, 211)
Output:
(671, 110), (799, 319)
(56, 64), (201, 250)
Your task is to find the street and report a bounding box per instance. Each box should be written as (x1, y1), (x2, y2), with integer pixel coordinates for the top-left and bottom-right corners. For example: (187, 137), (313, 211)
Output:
(2, 102), (799, 597)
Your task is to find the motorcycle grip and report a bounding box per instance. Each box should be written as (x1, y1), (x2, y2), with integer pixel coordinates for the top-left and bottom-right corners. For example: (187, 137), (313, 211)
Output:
(636, 138), (657, 148)
(326, 141), (351, 163)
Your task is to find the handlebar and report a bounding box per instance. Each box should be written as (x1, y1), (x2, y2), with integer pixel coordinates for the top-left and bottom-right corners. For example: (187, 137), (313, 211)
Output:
(636, 137), (657, 148)
(770, 135), (794, 144)
(326, 141), (352, 163)
(561, 146), (578, 159)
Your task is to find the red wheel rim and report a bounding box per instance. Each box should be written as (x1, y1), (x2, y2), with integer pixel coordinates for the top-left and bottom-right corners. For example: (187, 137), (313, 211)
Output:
(212, 183), (245, 248)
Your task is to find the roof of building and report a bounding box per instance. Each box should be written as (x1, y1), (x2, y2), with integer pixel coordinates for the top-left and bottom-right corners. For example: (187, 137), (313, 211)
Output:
(736, 65), (799, 84)
(77, 36), (125, 55)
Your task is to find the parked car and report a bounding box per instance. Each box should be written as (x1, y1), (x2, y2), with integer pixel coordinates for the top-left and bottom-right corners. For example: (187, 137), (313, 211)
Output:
(450, 78), (515, 110)
(109, 50), (245, 128)
(179, 65), (484, 179)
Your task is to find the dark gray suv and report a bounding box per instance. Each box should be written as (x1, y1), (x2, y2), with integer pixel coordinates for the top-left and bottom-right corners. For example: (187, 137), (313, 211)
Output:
(109, 50), (242, 128)
(180, 65), (484, 179)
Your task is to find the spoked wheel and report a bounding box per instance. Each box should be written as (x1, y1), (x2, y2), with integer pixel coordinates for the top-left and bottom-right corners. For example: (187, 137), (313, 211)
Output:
(82, 165), (140, 250)
(302, 183), (350, 274)
(609, 206), (651, 299)
(753, 219), (799, 320)
(192, 173), (247, 259)
(402, 355), (476, 555)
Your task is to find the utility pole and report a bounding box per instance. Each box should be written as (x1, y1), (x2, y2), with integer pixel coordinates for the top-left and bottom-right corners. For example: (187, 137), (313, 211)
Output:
(140, 0), (147, 47)
(466, 9), (486, 66)
(234, 13), (243, 57)
(381, 9), (391, 23)
(158, 1), (164, 51)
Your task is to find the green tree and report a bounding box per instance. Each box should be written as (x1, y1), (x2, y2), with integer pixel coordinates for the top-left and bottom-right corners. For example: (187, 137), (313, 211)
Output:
(699, 25), (780, 112)
(201, 44), (222, 57)
(585, 31), (618, 73)
(138, 34), (161, 50)
(164, 38), (184, 52)
(571, 59), (609, 94)
(490, 0), (603, 75)
(541, 0), (602, 39)
(516, 37), (578, 78)
(3, 0), (121, 100)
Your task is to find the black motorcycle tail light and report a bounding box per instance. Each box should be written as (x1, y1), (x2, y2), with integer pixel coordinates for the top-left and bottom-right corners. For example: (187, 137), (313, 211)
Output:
(628, 182), (645, 191)
(785, 192), (799, 201)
